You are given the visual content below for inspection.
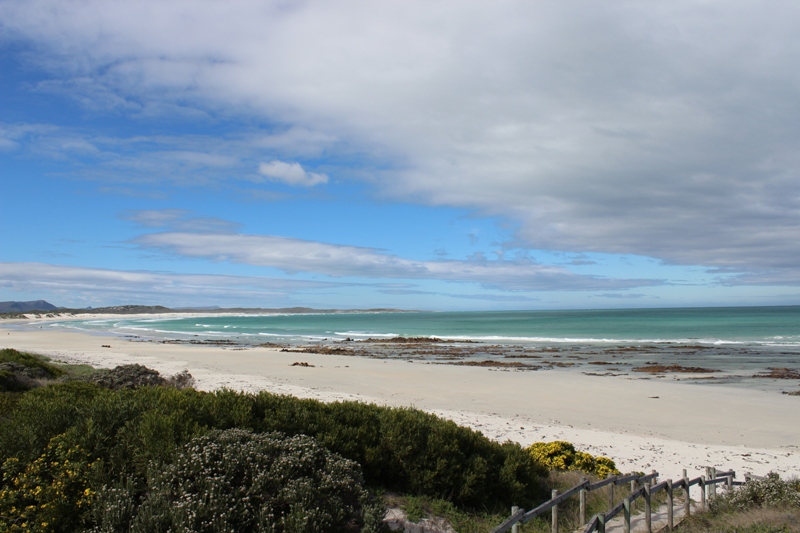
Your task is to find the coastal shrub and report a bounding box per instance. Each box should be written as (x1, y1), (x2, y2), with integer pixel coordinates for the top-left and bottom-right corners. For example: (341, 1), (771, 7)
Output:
(0, 392), (22, 419)
(0, 385), (257, 495)
(0, 380), (549, 516)
(0, 349), (65, 392)
(376, 407), (494, 502)
(0, 381), (109, 464)
(166, 369), (195, 389)
(527, 441), (620, 478)
(0, 433), (99, 533)
(80, 364), (194, 390)
(0, 349), (65, 379)
(0, 363), (39, 392)
(676, 474), (800, 533)
(712, 473), (800, 512)
(252, 394), (548, 508)
(91, 429), (382, 533)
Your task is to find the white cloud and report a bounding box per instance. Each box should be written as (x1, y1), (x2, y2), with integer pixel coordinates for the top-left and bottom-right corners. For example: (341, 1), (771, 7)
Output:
(3, 1), (800, 274)
(135, 231), (660, 291)
(258, 160), (328, 187)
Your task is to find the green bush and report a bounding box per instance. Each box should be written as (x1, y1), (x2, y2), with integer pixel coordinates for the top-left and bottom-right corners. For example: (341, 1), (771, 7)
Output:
(0, 349), (65, 392)
(252, 395), (547, 508)
(0, 382), (109, 464)
(0, 381), (549, 518)
(0, 365), (37, 393)
(92, 429), (382, 533)
(0, 349), (65, 379)
(0, 392), (22, 420)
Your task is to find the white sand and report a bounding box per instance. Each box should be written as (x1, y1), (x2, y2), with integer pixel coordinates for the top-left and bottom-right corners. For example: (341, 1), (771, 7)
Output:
(2, 320), (798, 482)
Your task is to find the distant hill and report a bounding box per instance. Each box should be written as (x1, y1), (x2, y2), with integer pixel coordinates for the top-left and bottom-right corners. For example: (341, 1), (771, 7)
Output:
(0, 300), (58, 313)
(1, 301), (415, 317)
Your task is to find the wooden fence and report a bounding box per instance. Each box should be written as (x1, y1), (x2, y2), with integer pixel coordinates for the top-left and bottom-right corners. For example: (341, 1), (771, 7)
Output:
(492, 467), (743, 533)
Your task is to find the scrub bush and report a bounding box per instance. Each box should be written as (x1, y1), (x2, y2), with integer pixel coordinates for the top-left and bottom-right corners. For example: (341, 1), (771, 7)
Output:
(0, 382), (108, 464)
(0, 350), (64, 379)
(81, 364), (193, 390)
(91, 429), (382, 533)
(0, 392), (22, 420)
(713, 473), (800, 512)
(0, 350), (64, 392)
(0, 379), (549, 521)
(252, 395), (548, 508)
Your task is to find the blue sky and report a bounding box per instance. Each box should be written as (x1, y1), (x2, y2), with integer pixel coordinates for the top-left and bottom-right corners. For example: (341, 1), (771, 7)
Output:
(2, 0), (800, 311)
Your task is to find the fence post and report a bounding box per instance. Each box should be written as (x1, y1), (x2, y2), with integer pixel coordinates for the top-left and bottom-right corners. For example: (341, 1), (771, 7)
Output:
(645, 482), (652, 533)
(623, 497), (631, 533)
(704, 467), (712, 503)
(710, 467), (717, 500)
(511, 506), (519, 533)
(666, 479), (674, 531)
(608, 475), (615, 512)
(726, 474), (733, 491)
(551, 489), (559, 533)
(700, 475), (706, 511)
(683, 469), (690, 517)
(598, 513), (606, 533)
(631, 478), (637, 513)
(580, 478), (587, 525)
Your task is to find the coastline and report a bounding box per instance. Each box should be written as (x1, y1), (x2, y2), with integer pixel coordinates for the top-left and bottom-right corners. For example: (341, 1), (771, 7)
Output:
(1, 321), (798, 481)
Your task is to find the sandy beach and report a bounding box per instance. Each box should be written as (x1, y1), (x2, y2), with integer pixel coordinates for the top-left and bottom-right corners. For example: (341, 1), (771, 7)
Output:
(2, 317), (798, 482)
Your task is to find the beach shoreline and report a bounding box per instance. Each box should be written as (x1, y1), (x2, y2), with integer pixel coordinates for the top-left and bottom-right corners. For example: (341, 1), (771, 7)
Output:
(1, 321), (798, 481)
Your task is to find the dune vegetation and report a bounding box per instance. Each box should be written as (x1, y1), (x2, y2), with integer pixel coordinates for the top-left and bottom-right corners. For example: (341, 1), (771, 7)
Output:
(0, 348), (554, 532)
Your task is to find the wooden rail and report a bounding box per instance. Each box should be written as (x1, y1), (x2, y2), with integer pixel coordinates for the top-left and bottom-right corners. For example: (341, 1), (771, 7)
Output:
(492, 467), (740, 533)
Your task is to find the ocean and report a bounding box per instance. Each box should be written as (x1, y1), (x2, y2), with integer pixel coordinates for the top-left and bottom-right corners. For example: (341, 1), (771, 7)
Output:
(48, 306), (800, 391)
(51, 306), (800, 346)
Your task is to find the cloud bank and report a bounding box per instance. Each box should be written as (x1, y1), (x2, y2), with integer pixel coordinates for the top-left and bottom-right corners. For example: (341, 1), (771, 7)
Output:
(2, 1), (800, 283)
(135, 231), (660, 291)
(0, 262), (340, 307)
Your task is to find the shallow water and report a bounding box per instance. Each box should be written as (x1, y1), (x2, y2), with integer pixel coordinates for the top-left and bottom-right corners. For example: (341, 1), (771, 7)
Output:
(45, 306), (800, 393)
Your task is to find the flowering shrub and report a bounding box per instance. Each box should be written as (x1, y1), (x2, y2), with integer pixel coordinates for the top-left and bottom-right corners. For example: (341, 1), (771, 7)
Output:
(527, 441), (620, 478)
(91, 429), (382, 533)
(0, 433), (98, 533)
(712, 473), (800, 512)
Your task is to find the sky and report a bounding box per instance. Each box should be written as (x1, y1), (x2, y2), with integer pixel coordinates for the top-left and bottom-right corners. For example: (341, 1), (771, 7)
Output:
(1, 0), (800, 311)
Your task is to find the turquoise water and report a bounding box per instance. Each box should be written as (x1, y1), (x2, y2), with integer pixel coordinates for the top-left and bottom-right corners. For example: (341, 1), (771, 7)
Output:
(45, 306), (800, 390)
(51, 306), (800, 347)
